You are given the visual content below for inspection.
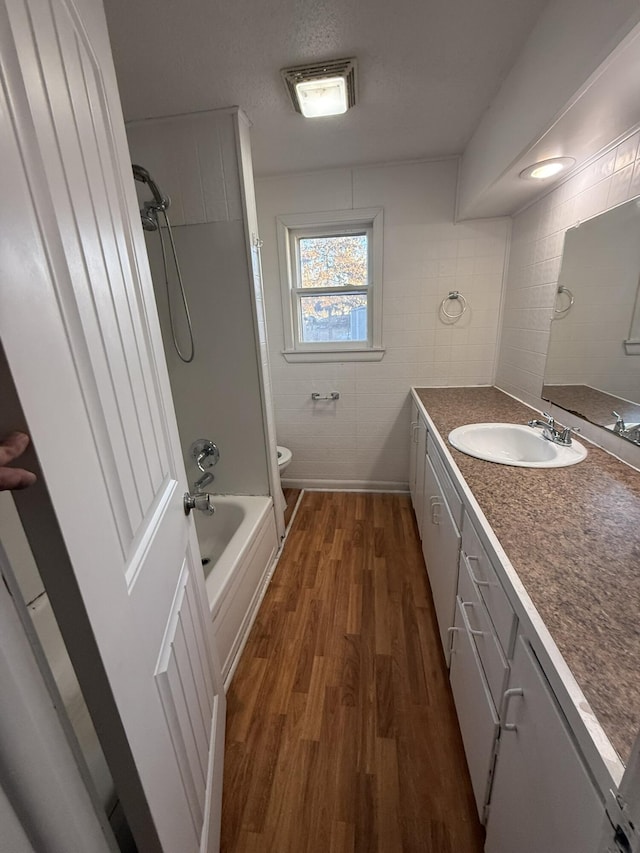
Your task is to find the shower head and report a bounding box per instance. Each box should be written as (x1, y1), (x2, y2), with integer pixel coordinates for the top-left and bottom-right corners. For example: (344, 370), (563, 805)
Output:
(132, 164), (169, 212)
(140, 209), (159, 232)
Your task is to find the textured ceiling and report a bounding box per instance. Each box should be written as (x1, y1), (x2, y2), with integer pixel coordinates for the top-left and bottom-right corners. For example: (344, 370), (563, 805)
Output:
(103, 0), (548, 177)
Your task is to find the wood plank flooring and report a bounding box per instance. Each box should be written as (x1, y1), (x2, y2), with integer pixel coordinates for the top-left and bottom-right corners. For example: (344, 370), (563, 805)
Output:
(221, 491), (484, 853)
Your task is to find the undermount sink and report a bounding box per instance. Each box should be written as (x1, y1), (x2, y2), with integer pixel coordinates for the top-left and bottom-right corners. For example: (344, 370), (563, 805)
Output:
(448, 423), (587, 468)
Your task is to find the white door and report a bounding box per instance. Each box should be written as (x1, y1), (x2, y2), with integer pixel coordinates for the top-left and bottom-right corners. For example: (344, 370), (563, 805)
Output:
(485, 636), (603, 853)
(0, 0), (225, 851)
(422, 454), (460, 663)
(597, 735), (640, 853)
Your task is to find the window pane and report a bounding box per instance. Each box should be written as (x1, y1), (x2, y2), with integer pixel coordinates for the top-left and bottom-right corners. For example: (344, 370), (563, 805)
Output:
(300, 294), (367, 342)
(298, 234), (368, 288)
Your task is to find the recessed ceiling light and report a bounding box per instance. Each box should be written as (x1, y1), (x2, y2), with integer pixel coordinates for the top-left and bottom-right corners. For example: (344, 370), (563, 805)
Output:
(281, 58), (357, 118)
(519, 157), (576, 180)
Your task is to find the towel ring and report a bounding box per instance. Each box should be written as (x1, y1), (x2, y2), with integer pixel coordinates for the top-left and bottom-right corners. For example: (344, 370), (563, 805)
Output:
(440, 291), (468, 322)
(554, 285), (574, 315)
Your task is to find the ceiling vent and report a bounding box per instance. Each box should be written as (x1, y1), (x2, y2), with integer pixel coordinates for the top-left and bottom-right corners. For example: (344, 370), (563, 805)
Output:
(281, 58), (358, 117)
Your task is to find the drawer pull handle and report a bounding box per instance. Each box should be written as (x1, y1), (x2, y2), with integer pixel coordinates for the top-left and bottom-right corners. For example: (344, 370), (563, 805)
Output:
(466, 554), (493, 587)
(448, 625), (461, 654)
(500, 687), (524, 731)
(430, 496), (441, 525)
(461, 601), (486, 636)
(411, 421), (419, 442)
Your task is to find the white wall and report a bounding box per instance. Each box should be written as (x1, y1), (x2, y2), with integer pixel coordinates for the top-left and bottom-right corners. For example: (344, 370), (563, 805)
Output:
(126, 110), (270, 494)
(495, 128), (640, 468)
(256, 160), (510, 488)
(458, 0), (640, 218)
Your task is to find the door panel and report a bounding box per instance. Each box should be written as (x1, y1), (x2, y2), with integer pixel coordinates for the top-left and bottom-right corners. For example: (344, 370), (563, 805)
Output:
(0, 0), (225, 850)
(485, 636), (602, 853)
(422, 453), (461, 663)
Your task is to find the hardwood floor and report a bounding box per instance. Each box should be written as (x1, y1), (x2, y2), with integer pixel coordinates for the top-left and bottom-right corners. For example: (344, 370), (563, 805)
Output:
(221, 491), (484, 853)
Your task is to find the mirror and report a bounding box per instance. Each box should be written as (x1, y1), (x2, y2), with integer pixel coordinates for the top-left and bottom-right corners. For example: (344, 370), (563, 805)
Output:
(542, 196), (640, 445)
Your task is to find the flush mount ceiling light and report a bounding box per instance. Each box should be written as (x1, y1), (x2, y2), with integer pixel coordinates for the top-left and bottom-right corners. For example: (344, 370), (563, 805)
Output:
(519, 157), (576, 181)
(281, 58), (357, 118)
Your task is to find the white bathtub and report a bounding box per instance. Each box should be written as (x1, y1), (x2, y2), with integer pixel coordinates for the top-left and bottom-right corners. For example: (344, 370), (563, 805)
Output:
(194, 495), (278, 686)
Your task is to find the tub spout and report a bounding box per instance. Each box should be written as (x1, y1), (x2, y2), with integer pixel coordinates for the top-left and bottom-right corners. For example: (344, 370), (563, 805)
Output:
(194, 471), (214, 492)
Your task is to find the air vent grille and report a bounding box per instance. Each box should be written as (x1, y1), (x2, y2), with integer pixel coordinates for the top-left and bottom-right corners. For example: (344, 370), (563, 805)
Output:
(281, 57), (358, 114)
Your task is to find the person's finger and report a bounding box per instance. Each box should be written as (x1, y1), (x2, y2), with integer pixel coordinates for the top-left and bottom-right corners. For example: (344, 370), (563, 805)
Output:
(0, 467), (37, 491)
(0, 432), (30, 467)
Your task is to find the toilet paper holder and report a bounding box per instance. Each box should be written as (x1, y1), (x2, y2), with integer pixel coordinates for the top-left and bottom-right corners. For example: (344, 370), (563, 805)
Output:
(311, 392), (340, 401)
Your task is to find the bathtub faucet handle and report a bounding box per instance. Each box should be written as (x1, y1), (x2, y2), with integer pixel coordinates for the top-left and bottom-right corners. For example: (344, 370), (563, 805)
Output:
(190, 439), (220, 472)
(183, 491), (215, 516)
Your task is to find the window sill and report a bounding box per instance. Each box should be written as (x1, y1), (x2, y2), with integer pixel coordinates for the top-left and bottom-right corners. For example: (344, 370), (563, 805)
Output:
(282, 347), (386, 363)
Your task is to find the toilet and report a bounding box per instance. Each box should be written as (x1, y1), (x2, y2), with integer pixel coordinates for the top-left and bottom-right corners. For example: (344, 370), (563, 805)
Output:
(276, 446), (293, 518)
(277, 445), (292, 474)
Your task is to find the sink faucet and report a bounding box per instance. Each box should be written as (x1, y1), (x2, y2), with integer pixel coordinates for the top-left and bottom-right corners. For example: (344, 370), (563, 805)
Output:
(527, 412), (578, 446)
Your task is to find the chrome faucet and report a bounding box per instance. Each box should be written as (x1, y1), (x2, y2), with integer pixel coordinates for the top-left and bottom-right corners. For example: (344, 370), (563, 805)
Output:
(612, 411), (640, 444)
(189, 438), (220, 493)
(527, 412), (578, 446)
(193, 471), (214, 492)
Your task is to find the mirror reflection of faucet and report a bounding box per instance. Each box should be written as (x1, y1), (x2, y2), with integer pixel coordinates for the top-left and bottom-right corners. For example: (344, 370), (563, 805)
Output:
(612, 412), (640, 445)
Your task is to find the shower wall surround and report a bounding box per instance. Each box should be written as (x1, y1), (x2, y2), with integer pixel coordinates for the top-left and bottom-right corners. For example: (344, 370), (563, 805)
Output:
(256, 160), (510, 488)
(126, 109), (275, 496)
(495, 128), (640, 469)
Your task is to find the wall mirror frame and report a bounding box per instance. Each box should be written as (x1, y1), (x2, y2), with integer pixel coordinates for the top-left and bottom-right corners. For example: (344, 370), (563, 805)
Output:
(541, 195), (640, 446)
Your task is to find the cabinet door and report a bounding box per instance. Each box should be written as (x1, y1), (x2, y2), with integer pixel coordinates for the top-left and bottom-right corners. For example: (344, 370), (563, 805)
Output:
(422, 454), (461, 664)
(485, 636), (603, 853)
(409, 400), (419, 502)
(414, 417), (427, 538)
(450, 598), (500, 821)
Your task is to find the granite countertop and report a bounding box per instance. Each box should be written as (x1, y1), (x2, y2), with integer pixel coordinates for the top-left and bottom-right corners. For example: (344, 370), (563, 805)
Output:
(414, 386), (640, 765)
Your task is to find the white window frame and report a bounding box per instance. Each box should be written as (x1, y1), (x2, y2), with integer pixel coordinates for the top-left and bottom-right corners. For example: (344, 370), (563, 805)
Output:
(276, 208), (384, 362)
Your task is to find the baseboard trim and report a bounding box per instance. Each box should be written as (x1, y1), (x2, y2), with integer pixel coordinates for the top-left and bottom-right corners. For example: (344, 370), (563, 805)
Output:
(281, 478), (409, 493)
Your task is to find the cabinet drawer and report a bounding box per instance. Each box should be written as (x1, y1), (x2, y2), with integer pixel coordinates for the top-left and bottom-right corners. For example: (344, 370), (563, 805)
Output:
(422, 454), (461, 665)
(427, 435), (462, 529)
(450, 597), (499, 822)
(462, 515), (517, 657)
(458, 550), (509, 710)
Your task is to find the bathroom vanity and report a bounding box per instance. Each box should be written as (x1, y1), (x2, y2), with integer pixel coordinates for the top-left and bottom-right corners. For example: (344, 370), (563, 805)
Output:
(409, 386), (640, 852)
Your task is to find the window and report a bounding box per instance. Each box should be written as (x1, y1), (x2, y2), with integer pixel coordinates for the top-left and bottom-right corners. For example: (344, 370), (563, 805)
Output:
(277, 208), (384, 362)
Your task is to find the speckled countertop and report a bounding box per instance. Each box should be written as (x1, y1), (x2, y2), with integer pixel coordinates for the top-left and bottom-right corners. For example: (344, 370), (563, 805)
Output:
(415, 386), (640, 765)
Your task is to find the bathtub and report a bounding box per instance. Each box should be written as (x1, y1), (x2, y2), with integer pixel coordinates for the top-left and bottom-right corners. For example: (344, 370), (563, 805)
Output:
(194, 495), (278, 686)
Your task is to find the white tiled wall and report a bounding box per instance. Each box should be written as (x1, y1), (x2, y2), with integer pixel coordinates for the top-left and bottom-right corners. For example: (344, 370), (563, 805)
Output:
(256, 160), (510, 488)
(496, 128), (640, 468)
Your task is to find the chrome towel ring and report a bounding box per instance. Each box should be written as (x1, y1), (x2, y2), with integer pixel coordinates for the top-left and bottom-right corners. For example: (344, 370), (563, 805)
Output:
(440, 291), (468, 323)
(554, 285), (574, 315)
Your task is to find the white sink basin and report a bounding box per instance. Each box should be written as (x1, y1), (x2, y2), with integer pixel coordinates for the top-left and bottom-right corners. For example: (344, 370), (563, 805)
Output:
(448, 423), (587, 468)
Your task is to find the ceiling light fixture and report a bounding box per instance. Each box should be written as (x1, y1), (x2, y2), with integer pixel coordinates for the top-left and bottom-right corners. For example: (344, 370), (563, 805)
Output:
(519, 157), (576, 181)
(281, 58), (357, 118)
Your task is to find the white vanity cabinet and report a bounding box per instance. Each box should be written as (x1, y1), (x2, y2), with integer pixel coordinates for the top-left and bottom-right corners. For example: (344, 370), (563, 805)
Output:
(421, 438), (462, 665)
(450, 596), (500, 820)
(409, 400), (427, 538)
(408, 392), (609, 848)
(449, 515), (514, 822)
(485, 635), (603, 853)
